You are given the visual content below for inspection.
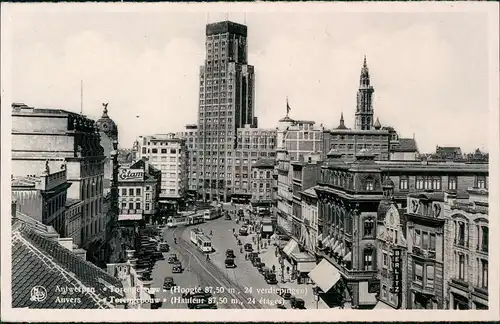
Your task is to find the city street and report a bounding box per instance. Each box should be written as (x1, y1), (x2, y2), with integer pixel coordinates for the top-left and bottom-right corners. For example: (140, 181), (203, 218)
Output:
(152, 220), (263, 309)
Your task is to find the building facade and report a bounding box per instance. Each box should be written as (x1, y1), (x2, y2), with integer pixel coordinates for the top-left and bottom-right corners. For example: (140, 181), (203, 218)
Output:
(117, 159), (161, 225)
(311, 149), (488, 309)
(277, 118), (323, 162)
(250, 158), (276, 208)
(300, 187), (319, 254)
(443, 188), (489, 310)
(175, 124), (198, 198)
(196, 20), (256, 202)
(135, 134), (187, 214)
(231, 126), (276, 203)
(404, 192), (447, 310)
(65, 198), (84, 247)
(12, 162), (71, 238)
(11, 103), (107, 249)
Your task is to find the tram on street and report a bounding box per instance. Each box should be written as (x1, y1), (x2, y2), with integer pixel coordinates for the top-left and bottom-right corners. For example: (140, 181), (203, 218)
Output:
(187, 214), (205, 225)
(203, 208), (220, 220)
(190, 228), (212, 253)
(166, 216), (187, 228)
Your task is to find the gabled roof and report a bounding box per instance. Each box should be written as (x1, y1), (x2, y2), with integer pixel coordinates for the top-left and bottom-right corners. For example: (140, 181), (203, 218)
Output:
(11, 220), (123, 309)
(391, 138), (418, 152)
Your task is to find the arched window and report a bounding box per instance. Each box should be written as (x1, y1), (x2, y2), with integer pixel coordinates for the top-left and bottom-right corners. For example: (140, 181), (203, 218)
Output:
(363, 218), (375, 237)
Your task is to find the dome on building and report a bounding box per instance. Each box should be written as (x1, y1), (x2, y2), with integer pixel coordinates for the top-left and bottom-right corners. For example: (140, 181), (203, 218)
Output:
(382, 177), (395, 188)
(374, 117), (382, 130)
(96, 103), (118, 138)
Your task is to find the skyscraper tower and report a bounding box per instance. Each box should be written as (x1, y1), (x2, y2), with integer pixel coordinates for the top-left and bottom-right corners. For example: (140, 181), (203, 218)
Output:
(196, 21), (256, 202)
(355, 56), (375, 130)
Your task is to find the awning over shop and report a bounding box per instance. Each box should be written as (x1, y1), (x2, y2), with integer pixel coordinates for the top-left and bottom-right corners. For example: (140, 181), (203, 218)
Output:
(118, 214), (143, 221)
(373, 301), (395, 309)
(322, 235), (331, 248)
(344, 251), (352, 261)
(334, 242), (343, 254)
(329, 238), (336, 249)
(359, 281), (378, 306)
(262, 225), (273, 232)
(317, 233), (323, 242)
(331, 239), (339, 251)
(308, 259), (341, 293)
(283, 239), (299, 256)
(292, 252), (317, 272)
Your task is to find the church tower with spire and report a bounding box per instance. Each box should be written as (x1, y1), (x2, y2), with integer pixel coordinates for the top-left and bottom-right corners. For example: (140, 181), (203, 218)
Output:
(355, 56), (375, 130)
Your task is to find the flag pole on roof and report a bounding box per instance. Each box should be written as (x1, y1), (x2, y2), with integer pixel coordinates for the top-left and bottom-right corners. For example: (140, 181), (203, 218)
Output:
(286, 97), (291, 117)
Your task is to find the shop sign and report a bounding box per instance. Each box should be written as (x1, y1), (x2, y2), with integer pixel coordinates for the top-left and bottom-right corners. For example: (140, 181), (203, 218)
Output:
(118, 168), (144, 182)
(391, 248), (402, 295)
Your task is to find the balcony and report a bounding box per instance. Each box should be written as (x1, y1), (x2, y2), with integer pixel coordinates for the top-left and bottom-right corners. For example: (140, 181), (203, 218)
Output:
(120, 209), (143, 214)
(450, 278), (469, 290)
(411, 282), (435, 296)
(412, 246), (436, 260)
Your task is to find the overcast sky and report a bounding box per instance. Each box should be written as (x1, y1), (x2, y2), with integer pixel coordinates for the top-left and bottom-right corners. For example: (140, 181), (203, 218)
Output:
(4, 4), (496, 153)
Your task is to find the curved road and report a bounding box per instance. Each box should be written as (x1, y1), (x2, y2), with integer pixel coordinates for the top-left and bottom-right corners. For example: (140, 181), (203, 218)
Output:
(163, 226), (264, 309)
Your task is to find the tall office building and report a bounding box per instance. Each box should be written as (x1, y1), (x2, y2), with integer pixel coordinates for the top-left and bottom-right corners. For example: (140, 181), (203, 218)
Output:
(196, 21), (256, 202)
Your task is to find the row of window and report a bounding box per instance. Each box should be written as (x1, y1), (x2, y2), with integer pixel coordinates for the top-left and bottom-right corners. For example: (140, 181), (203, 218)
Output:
(120, 187), (152, 196)
(454, 220), (488, 252)
(121, 202), (151, 211)
(455, 253), (488, 288)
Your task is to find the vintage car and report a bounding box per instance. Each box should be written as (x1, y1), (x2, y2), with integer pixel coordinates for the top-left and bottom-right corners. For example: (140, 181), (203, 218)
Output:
(244, 243), (253, 252)
(225, 257), (236, 268)
(163, 276), (175, 289)
(167, 253), (178, 264)
(265, 272), (278, 284)
(225, 249), (236, 259)
(172, 261), (183, 273)
(239, 226), (248, 236)
(251, 257), (262, 267)
(291, 297), (306, 309)
(159, 242), (170, 252)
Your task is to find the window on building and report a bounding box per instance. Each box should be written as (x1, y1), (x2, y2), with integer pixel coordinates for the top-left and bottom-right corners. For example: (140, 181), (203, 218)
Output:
(129, 202), (134, 210)
(400, 176), (409, 190)
(152, 148), (158, 154)
(135, 202), (141, 210)
(416, 176), (425, 190)
(458, 254), (465, 280)
(366, 179), (374, 191)
(128, 188), (134, 196)
(415, 229), (421, 247)
(136, 188), (141, 195)
(363, 218), (375, 237)
(363, 249), (373, 270)
(382, 285), (388, 299)
(448, 176), (457, 190)
(415, 263), (423, 284)
(426, 265), (435, 288)
(145, 203), (150, 211)
(383, 252), (388, 268)
(457, 221), (466, 246)
(121, 188), (127, 196)
(481, 259), (488, 288)
(481, 226), (488, 252)
(171, 149), (177, 154)
(476, 176), (486, 189)
(146, 193), (151, 200)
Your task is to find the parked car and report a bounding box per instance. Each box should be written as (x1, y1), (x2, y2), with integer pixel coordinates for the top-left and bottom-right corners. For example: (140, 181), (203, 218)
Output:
(159, 242), (170, 252)
(257, 263), (267, 273)
(225, 249), (236, 259)
(167, 254), (178, 264)
(283, 291), (292, 300)
(187, 292), (214, 309)
(239, 227), (248, 236)
(172, 261), (183, 273)
(225, 258), (236, 268)
(265, 272), (278, 284)
(163, 276), (175, 289)
(248, 252), (258, 262)
(244, 243), (253, 252)
(291, 298), (305, 309)
(251, 257), (262, 267)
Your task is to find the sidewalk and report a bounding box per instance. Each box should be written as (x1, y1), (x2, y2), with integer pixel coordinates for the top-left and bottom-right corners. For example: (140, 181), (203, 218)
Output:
(244, 211), (330, 310)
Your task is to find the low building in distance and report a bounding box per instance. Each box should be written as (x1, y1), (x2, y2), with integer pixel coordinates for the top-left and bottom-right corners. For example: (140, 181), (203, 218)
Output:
(175, 124), (198, 200)
(231, 125), (276, 204)
(117, 158), (161, 225)
(250, 158), (276, 209)
(134, 133), (188, 216)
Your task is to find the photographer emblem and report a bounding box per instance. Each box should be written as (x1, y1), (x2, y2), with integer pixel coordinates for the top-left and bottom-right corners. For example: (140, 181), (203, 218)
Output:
(30, 286), (47, 302)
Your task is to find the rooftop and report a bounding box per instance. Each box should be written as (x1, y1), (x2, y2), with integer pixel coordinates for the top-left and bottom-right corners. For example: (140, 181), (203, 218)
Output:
(391, 138), (418, 152)
(11, 219), (123, 309)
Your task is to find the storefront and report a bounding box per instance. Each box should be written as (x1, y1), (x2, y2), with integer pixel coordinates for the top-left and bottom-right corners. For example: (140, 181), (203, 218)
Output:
(308, 258), (347, 307)
(290, 252), (316, 284)
(261, 221), (274, 239)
